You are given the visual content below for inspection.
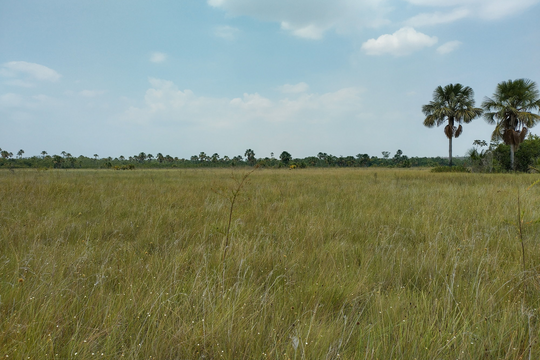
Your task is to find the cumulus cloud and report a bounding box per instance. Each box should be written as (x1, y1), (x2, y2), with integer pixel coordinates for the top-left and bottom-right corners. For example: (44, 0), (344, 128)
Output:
(361, 27), (438, 56)
(208, 0), (389, 39)
(437, 40), (462, 54)
(405, 0), (539, 22)
(214, 25), (240, 40)
(279, 82), (310, 94)
(122, 78), (363, 129)
(150, 52), (167, 63)
(0, 61), (61, 82)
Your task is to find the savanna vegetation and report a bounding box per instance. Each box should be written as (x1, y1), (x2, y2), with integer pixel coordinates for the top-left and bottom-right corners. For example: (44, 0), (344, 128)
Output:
(1, 168), (540, 359)
(0, 147), (455, 171)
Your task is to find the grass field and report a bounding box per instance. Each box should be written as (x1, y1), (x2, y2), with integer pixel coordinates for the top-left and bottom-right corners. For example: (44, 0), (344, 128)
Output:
(1, 168), (540, 359)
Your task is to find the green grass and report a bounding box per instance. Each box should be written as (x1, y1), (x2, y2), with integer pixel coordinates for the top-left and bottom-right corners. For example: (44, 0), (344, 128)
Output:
(1, 168), (540, 359)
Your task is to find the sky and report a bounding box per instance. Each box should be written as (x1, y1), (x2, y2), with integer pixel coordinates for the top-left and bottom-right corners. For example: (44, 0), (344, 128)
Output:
(1, 0), (540, 160)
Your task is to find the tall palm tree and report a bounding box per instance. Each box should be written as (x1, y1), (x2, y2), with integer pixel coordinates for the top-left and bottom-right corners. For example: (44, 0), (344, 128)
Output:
(482, 79), (540, 170)
(423, 84), (483, 166)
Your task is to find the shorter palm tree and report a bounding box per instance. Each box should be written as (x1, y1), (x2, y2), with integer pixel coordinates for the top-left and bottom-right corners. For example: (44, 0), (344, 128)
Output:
(423, 84), (483, 166)
(482, 78), (540, 170)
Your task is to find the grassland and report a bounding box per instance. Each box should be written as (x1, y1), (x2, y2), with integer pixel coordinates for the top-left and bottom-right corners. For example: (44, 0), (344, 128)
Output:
(1, 168), (540, 359)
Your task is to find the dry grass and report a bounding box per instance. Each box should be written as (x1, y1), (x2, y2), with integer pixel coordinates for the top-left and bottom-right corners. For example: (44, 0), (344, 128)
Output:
(1, 168), (540, 359)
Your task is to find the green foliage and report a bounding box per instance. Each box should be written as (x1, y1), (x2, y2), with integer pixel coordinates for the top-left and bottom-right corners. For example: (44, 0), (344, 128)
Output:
(491, 135), (540, 172)
(279, 151), (292, 164)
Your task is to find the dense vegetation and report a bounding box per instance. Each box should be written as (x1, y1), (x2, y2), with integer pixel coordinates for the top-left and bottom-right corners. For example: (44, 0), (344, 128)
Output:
(1, 168), (540, 358)
(0, 147), (466, 170)
(5, 137), (540, 172)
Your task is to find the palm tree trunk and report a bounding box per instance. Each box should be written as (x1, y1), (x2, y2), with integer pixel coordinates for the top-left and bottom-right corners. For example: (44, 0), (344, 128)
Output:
(449, 136), (453, 167)
(510, 144), (515, 171)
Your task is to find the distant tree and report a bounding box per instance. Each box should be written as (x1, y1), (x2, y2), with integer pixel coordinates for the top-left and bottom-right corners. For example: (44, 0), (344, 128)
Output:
(156, 153), (164, 163)
(199, 152), (208, 162)
(1, 150), (13, 159)
(245, 149), (256, 165)
(94, 154), (99, 161)
(280, 151), (292, 165)
(482, 79), (540, 170)
(357, 153), (370, 167)
(17, 149), (24, 159)
(41, 151), (48, 158)
(190, 155), (198, 162)
(211, 153), (220, 163)
(138, 152), (146, 163)
(61, 151), (67, 158)
(423, 83), (483, 166)
(381, 151), (390, 159)
(147, 154), (154, 161)
(52, 155), (63, 168)
(119, 155), (125, 162)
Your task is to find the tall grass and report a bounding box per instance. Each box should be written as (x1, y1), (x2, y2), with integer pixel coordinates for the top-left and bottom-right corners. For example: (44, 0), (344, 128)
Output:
(1, 168), (539, 359)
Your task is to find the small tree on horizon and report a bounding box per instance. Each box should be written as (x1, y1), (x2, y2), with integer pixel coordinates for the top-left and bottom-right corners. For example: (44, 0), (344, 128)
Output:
(245, 149), (256, 166)
(280, 151), (292, 165)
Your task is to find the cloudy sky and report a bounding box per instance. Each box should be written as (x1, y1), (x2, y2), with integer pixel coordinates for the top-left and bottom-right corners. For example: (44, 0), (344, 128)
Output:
(1, 0), (539, 159)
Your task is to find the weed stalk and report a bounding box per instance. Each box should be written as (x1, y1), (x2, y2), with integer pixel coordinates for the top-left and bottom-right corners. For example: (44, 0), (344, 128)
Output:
(221, 166), (257, 262)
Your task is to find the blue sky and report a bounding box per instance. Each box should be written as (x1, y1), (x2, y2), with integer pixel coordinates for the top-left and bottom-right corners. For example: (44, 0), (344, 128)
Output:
(1, 0), (539, 159)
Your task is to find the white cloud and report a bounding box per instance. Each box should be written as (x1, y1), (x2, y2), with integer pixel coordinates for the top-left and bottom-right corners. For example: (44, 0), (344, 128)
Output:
(405, 8), (469, 26)
(214, 25), (240, 40)
(279, 82), (310, 94)
(361, 27), (438, 56)
(150, 52), (167, 63)
(208, 0), (390, 39)
(437, 40), (462, 54)
(280, 22), (327, 40)
(122, 78), (364, 129)
(405, 0), (539, 21)
(0, 61), (61, 82)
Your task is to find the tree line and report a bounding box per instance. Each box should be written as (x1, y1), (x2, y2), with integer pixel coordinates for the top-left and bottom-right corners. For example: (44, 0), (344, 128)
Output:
(0, 147), (465, 170)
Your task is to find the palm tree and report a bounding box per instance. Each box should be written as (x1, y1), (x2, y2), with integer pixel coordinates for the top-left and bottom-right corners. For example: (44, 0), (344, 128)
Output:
(41, 151), (48, 158)
(244, 149), (256, 165)
(482, 79), (540, 170)
(423, 84), (483, 166)
(17, 149), (24, 159)
(138, 152), (146, 163)
(156, 153), (164, 163)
